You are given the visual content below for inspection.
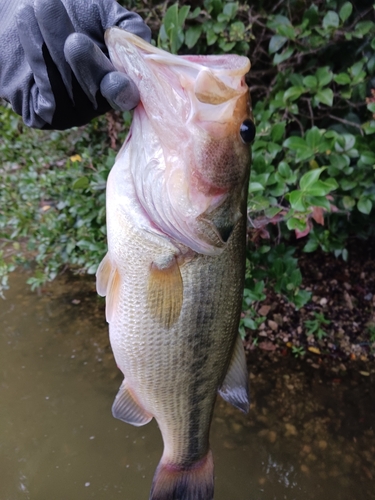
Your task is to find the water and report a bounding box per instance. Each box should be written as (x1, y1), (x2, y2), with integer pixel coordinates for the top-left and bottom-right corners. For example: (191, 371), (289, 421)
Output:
(1, 272), (374, 500)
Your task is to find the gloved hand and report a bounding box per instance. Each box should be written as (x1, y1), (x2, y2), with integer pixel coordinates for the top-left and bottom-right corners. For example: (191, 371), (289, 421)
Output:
(0, 0), (151, 129)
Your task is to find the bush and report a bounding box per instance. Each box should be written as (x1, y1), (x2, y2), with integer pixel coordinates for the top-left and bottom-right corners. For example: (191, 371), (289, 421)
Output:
(1, 0), (374, 309)
(0, 107), (131, 293)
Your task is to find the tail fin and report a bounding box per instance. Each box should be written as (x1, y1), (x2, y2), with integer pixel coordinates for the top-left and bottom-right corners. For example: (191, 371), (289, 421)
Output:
(150, 451), (214, 500)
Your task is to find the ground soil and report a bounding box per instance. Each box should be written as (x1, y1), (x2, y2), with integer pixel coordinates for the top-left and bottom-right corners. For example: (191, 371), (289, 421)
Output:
(243, 237), (375, 379)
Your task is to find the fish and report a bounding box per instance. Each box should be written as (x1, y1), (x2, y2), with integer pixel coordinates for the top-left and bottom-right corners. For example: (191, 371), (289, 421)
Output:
(96, 27), (254, 500)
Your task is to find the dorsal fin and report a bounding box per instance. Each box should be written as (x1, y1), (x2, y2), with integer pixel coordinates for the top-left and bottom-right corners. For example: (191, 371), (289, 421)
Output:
(96, 253), (121, 323)
(219, 335), (250, 413)
(112, 380), (153, 427)
(147, 257), (183, 329)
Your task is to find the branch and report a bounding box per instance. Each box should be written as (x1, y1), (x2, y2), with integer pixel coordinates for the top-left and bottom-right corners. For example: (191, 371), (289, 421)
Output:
(328, 114), (364, 135)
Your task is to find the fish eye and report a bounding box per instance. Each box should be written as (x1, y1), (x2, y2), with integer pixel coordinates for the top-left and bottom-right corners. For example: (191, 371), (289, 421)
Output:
(240, 119), (256, 144)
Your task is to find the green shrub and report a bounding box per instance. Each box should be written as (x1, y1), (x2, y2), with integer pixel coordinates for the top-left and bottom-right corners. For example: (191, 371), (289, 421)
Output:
(0, 106), (132, 293)
(155, 0), (375, 311)
(1, 0), (374, 309)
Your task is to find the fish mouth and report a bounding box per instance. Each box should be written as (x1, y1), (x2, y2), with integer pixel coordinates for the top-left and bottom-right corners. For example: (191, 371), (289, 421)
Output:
(105, 28), (250, 75)
(105, 28), (250, 106)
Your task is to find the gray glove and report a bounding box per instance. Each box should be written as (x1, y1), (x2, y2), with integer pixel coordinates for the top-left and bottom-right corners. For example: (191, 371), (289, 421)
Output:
(0, 0), (151, 129)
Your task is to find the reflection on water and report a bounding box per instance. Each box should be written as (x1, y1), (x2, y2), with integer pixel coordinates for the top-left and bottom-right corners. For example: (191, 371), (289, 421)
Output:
(0, 272), (374, 500)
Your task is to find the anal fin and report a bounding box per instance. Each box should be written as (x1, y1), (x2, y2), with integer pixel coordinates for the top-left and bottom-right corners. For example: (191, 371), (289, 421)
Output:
(219, 335), (250, 413)
(112, 380), (152, 427)
(147, 257), (183, 329)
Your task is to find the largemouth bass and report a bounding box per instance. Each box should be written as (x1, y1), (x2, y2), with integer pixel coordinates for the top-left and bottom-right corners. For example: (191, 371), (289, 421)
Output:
(97, 27), (255, 500)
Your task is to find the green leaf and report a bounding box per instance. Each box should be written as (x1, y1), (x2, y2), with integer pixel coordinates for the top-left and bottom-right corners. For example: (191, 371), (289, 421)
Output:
(287, 217), (307, 231)
(277, 24), (296, 39)
(269, 35), (288, 54)
(283, 136), (314, 162)
(178, 5), (190, 25)
(283, 86), (304, 102)
(342, 196), (356, 209)
(265, 207), (282, 218)
(305, 127), (322, 149)
(163, 3), (178, 32)
(339, 2), (353, 22)
(213, 21), (226, 34)
(360, 151), (375, 165)
(278, 161), (292, 179)
(189, 7), (201, 19)
(362, 120), (375, 135)
(248, 182), (264, 193)
(72, 176), (89, 190)
(229, 21), (245, 39)
(267, 14), (292, 29)
(289, 190), (307, 211)
(350, 61), (364, 78)
(340, 179), (357, 191)
(357, 197), (373, 215)
(334, 72), (351, 85)
(316, 67), (333, 87)
(354, 21), (374, 37)
(323, 11), (339, 29)
(304, 239), (319, 252)
(300, 168), (325, 191)
(273, 47), (294, 64)
(217, 13), (229, 23)
(223, 2), (238, 19)
(308, 196), (331, 210)
(206, 29), (218, 45)
(218, 40), (236, 52)
(283, 136), (306, 150)
(303, 76), (318, 89)
(316, 88), (333, 106)
(271, 122), (286, 142)
(185, 25), (202, 48)
(305, 178), (338, 196)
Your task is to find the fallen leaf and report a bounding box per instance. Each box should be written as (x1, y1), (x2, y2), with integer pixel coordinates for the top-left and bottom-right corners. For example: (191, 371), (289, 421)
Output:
(268, 320), (278, 331)
(308, 346), (321, 355)
(258, 305), (271, 316)
(259, 341), (277, 351)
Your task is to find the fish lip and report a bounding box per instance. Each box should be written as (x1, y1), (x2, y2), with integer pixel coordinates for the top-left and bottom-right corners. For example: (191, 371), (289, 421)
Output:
(105, 27), (251, 77)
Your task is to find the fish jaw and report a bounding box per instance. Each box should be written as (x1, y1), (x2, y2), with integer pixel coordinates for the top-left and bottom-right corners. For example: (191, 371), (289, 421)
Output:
(105, 28), (253, 255)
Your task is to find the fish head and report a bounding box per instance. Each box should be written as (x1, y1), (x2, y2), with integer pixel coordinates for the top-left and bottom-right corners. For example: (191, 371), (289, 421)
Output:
(105, 28), (254, 255)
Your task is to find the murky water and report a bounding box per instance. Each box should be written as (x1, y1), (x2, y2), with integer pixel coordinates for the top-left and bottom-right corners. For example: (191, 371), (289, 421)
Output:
(1, 272), (374, 500)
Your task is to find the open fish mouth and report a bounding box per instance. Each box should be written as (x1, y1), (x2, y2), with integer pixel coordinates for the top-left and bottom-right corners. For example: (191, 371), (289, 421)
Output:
(105, 28), (252, 255)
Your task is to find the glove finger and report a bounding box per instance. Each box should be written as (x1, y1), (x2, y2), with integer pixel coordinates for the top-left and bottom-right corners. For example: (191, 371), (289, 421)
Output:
(94, 0), (152, 43)
(64, 33), (114, 108)
(34, 0), (75, 101)
(100, 71), (140, 111)
(117, 19), (151, 44)
(16, 4), (56, 124)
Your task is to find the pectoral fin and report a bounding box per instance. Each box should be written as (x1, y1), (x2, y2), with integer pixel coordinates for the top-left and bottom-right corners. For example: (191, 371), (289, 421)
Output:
(96, 253), (112, 297)
(147, 257), (183, 329)
(112, 380), (153, 427)
(96, 253), (121, 323)
(219, 335), (250, 413)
